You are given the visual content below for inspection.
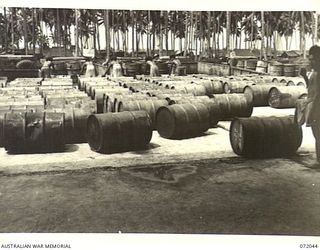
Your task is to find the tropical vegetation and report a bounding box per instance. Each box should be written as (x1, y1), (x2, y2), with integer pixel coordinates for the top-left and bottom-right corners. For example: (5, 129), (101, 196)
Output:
(0, 8), (319, 59)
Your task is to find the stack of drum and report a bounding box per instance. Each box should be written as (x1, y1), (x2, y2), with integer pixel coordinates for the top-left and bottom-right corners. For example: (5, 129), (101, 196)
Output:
(3, 111), (65, 153)
(0, 76), (97, 152)
(0, 73), (308, 156)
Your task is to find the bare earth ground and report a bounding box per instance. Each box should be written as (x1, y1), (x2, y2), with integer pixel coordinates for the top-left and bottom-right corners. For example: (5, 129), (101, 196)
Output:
(0, 107), (320, 234)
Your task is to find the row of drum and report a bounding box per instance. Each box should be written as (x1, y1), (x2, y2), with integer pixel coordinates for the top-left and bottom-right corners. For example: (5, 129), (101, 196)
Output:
(0, 108), (301, 158)
(139, 74), (306, 86)
(0, 93), (254, 150)
(88, 109), (302, 157)
(90, 77), (307, 110)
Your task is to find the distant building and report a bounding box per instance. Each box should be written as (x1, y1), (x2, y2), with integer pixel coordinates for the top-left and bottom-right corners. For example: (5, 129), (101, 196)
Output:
(279, 50), (301, 58)
(231, 49), (257, 59)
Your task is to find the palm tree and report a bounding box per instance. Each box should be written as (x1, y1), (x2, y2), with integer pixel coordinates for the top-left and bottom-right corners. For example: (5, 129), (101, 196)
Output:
(104, 9), (110, 59)
(206, 11), (211, 57)
(276, 12), (295, 51)
(226, 11), (231, 54)
(290, 11), (312, 58)
(4, 7), (8, 52)
(241, 12), (259, 50)
(313, 11), (319, 44)
(75, 9), (80, 56)
(22, 8), (28, 54)
(260, 11), (267, 60)
(229, 11), (242, 50)
(0, 10), (6, 50)
(184, 11), (189, 56)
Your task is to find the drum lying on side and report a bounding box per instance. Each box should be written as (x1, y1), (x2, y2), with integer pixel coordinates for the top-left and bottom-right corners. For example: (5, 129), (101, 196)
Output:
(87, 111), (153, 154)
(229, 116), (302, 158)
(156, 103), (210, 139)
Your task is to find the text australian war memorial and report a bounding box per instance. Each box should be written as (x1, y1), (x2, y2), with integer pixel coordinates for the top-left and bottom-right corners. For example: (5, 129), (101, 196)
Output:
(0, 8), (320, 236)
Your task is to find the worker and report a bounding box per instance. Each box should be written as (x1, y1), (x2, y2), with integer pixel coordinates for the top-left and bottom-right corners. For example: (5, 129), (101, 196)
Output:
(298, 45), (320, 163)
(105, 55), (124, 77)
(168, 55), (181, 76)
(82, 57), (96, 78)
(40, 57), (55, 78)
(228, 50), (238, 67)
(145, 56), (160, 77)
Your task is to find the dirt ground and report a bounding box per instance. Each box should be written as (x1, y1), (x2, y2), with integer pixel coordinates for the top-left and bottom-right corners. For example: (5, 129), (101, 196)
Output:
(0, 107), (320, 234)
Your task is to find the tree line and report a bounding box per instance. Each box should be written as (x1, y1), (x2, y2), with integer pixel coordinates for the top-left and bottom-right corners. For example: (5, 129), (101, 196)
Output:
(0, 9), (319, 59)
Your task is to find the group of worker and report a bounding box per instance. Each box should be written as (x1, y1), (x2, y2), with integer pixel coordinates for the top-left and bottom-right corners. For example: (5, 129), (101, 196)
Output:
(39, 54), (183, 79)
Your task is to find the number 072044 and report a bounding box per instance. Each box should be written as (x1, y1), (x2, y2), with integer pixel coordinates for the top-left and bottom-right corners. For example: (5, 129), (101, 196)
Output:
(300, 244), (318, 248)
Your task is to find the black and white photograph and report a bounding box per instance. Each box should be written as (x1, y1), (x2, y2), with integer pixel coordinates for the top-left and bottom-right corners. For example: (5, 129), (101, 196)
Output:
(0, 0), (319, 249)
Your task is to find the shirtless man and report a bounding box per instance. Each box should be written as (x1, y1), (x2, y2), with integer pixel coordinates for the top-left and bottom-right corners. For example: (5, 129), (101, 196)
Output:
(40, 57), (55, 78)
(106, 56), (124, 77)
(145, 56), (159, 77)
(300, 45), (320, 163)
(82, 57), (96, 78)
(168, 55), (181, 76)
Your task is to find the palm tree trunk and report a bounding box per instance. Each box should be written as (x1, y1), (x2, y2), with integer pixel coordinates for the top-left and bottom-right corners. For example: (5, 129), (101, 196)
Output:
(131, 11), (135, 56)
(32, 8), (36, 54)
(63, 9), (67, 56)
(235, 34), (238, 49)
(23, 8), (28, 54)
(96, 21), (101, 52)
(217, 16), (220, 53)
(80, 31), (83, 55)
(239, 29), (242, 49)
(35, 8), (39, 49)
(250, 13), (254, 50)
(57, 9), (61, 55)
(126, 30), (129, 55)
(147, 10), (151, 56)
(265, 17), (269, 56)
(226, 11), (231, 54)
(222, 30), (224, 51)
(118, 30), (121, 51)
(11, 8), (15, 50)
(195, 38), (198, 60)
(172, 12), (176, 51)
(194, 12), (198, 59)
(193, 13), (198, 59)
(75, 9), (79, 56)
(93, 22), (96, 55)
(112, 10), (115, 52)
(273, 31), (277, 58)
(300, 12), (306, 58)
(121, 31), (125, 53)
(313, 11), (318, 45)
(140, 33), (144, 52)
(261, 11), (267, 60)
(4, 7), (8, 52)
(207, 11), (211, 57)
(212, 12), (216, 55)
(135, 20), (139, 54)
(189, 11), (193, 52)
(123, 32), (125, 52)
(117, 12), (121, 52)
(104, 10), (110, 60)
(183, 11), (188, 56)
(165, 11), (169, 52)
(159, 11), (163, 56)
(152, 32), (155, 53)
